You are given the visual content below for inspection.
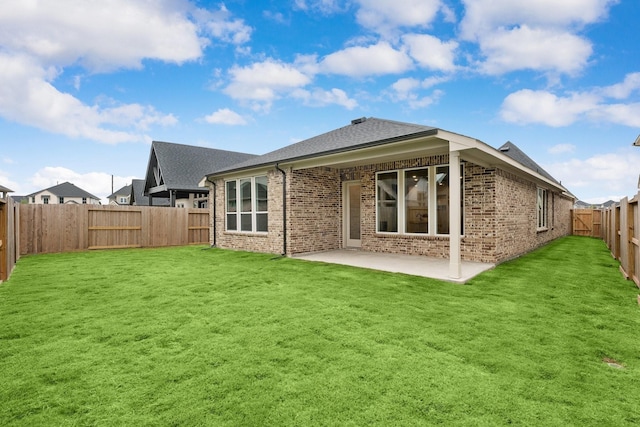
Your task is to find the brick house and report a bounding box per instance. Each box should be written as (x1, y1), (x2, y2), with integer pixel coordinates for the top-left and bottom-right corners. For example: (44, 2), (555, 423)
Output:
(202, 118), (574, 279)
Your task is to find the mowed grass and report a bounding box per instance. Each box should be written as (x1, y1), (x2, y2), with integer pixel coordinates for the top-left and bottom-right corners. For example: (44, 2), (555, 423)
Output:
(0, 236), (639, 426)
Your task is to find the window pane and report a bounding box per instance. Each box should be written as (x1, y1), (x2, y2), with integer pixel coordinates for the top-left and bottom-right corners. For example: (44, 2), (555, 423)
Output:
(255, 176), (268, 212)
(405, 169), (429, 233)
(226, 181), (237, 212)
(256, 213), (268, 232)
(241, 213), (252, 231)
(377, 172), (398, 232)
(436, 166), (450, 234)
(227, 213), (237, 231)
(240, 179), (252, 212)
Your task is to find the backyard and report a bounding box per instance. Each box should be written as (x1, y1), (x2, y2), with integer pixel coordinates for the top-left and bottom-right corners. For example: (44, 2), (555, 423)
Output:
(0, 236), (639, 425)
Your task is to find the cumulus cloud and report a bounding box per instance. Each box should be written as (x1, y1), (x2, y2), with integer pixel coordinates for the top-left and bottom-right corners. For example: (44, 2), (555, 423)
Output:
(203, 108), (248, 125)
(320, 42), (413, 77)
(548, 144), (577, 154)
(0, 0), (250, 144)
(291, 88), (358, 109)
(460, 0), (616, 76)
(544, 149), (640, 202)
(355, 0), (442, 35)
(390, 77), (445, 109)
(500, 73), (640, 127)
(402, 34), (458, 71)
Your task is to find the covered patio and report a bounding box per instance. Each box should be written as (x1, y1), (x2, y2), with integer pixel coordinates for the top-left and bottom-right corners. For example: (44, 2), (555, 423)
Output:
(294, 250), (495, 284)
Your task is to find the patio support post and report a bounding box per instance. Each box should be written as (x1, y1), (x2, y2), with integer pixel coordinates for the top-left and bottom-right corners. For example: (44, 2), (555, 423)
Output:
(449, 150), (462, 279)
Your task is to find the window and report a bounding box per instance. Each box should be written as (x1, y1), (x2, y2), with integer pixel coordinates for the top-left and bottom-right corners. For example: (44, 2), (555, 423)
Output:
(82, 197), (87, 204)
(42, 196), (49, 204)
(59, 196), (64, 204)
(31, 197), (35, 203)
(376, 165), (463, 235)
(537, 188), (548, 229)
(119, 197), (127, 204)
(226, 176), (268, 233)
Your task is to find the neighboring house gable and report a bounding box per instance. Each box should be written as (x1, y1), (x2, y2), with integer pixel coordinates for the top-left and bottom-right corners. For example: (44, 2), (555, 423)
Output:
(26, 182), (101, 205)
(142, 141), (257, 207)
(107, 184), (132, 205)
(204, 117), (575, 279)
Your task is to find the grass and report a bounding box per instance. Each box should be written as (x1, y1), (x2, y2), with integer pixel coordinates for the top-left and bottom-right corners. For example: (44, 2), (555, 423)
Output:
(0, 236), (639, 426)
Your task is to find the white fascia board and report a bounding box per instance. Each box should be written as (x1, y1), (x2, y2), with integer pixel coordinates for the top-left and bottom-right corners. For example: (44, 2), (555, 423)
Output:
(439, 130), (569, 194)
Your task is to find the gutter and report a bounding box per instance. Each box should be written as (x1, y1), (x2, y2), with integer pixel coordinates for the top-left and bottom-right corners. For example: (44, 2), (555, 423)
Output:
(275, 163), (287, 256)
(205, 176), (217, 248)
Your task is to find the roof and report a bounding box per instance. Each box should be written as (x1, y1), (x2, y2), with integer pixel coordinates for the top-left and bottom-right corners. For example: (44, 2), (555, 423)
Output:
(0, 185), (14, 193)
(131, 179), (169, 206)
(26, 181), (100, 200)
(108, 184), (132, 199)
(497, 141), (559, 184)
(634, 134), (639, 146)
(145, 141), (257, 194)
(210, 117), (437, 175)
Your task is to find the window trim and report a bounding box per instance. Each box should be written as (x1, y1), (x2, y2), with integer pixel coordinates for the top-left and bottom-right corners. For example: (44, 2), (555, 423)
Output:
(375, 164), (464, 237)
(537, 187), (549, 231)
(225, 175), (268, 234)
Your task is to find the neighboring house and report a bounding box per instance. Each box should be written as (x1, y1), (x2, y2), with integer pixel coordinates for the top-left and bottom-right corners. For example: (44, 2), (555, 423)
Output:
(142, 141), (257, 208)
(107, 184), (132, 205)
(26, 182), (101, 205)
(203, 117), (575, 279)
(633, 134), (639, 147)
(574, 200), (617, 209)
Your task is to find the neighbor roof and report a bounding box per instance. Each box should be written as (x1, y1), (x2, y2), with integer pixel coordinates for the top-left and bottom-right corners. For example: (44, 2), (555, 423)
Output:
(27, 181), (100, 200)
(209, 117), (437, 175)
(145, 141), (257, 193)
(634, 134), (639, 146)
(131, 179), (169, 206)
(108, 184), (132, 199)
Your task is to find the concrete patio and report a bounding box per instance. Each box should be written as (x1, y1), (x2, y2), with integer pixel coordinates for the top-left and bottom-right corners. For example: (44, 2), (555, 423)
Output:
(294, 249), (495, 284)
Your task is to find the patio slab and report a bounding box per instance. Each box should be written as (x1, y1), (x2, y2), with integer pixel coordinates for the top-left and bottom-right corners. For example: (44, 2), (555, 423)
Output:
(293, 250), (495, 284)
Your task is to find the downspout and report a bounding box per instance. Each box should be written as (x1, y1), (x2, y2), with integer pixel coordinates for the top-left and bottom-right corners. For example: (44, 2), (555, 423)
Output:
(275, 163), (287, 256)
(206, 176), (217, 248)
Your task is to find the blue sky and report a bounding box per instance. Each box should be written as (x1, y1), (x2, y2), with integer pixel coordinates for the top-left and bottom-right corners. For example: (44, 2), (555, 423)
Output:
(1, 0), (639, 204)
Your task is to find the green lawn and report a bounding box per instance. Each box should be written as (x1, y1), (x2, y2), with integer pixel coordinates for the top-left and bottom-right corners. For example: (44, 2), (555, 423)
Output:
(1, 236), (639, 426)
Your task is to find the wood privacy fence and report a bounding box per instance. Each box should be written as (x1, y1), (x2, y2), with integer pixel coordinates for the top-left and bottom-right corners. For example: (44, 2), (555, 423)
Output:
(571, 209), (603, 238)
(0, 195), (19, 282)
(601, 192), (639, 288)
(19, 204), (210, 255)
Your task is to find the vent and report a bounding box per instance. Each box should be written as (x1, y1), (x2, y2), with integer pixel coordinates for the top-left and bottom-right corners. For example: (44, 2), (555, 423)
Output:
(351, 117), (367, 125)
(499, 145), (510, 152)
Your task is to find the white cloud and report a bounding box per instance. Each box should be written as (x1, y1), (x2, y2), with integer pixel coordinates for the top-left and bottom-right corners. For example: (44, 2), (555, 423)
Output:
(203, 108), (248, 125)
(0, 0), (248, 144)
(355, 0), (442, 35)
(390, 78), (444, 109)
(548, 144), (576, 154)
(29, 166), (138, 203)
(477, 26), (592, 75)
(544, 149), (640, 201)
(459, 0), (616, 76)
(402, 34), (458, 71)
(320, 42), (413, 77)
(291, 88), (358, 109)
(224, 59), (312, 111)
(501, 73), (640, 127)
(293, 0), (346, 14)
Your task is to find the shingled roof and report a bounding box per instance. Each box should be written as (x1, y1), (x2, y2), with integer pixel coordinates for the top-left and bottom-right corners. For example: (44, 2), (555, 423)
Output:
(27, 181), (100, 200)
(144, 141), (257, 196)
(497, 141), (559, 184)
(210, 117), (437, 175)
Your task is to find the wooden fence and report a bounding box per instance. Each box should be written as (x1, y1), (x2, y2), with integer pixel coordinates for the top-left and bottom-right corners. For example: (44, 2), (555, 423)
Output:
(571, 209), (603, 238)
(0, 195), (20, 282)
(19, 204), (210, 255)
(602, 192), (639, 288)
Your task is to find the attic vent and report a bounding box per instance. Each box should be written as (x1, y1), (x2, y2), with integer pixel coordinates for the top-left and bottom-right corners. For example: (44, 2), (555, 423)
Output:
(351, 117), (367, 125)
(499, 146), (510, 152)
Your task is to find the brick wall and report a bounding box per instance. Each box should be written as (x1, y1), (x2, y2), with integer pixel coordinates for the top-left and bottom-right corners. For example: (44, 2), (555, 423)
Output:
(209, 155), (573, 264)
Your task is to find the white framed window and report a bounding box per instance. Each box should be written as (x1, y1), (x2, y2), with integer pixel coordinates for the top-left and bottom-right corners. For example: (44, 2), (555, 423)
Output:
(376, 165), (463, 236)
(42, 196), (49, 204)
(537, 188), (548, 230)
(82, 197), (87, 204)
(119, 197), (127, 204)
(226, 176), (268, 233)
(59, 196), (64, 204)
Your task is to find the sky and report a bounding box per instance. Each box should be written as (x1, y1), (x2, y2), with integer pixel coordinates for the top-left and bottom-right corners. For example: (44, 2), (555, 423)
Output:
(1, 0), (639, 204)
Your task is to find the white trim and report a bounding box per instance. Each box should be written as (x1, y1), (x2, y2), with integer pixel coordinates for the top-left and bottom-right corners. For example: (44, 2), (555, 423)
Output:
(225, 175), (268, 234)
(449, 150), (461, 279)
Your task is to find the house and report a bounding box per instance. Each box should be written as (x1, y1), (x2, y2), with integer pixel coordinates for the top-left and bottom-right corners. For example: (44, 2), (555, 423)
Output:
(202, 117), (575, 279)
(130, 179), (169, 206)
(26, 182), (101, 205)
(107, 184), (132, 205)
(633, 134), (639, 147)
(142, 141), (257, 208)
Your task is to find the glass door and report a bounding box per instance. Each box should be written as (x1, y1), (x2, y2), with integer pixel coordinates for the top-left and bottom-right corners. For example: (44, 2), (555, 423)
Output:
(345, 182), (361, 248)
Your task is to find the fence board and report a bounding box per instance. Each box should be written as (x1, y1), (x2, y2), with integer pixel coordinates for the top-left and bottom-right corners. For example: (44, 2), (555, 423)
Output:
(0, 195), (19, 282)
(601, 192), (639, 288)
(572, 209), (603, 238)
(19, 205), (210, 255)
